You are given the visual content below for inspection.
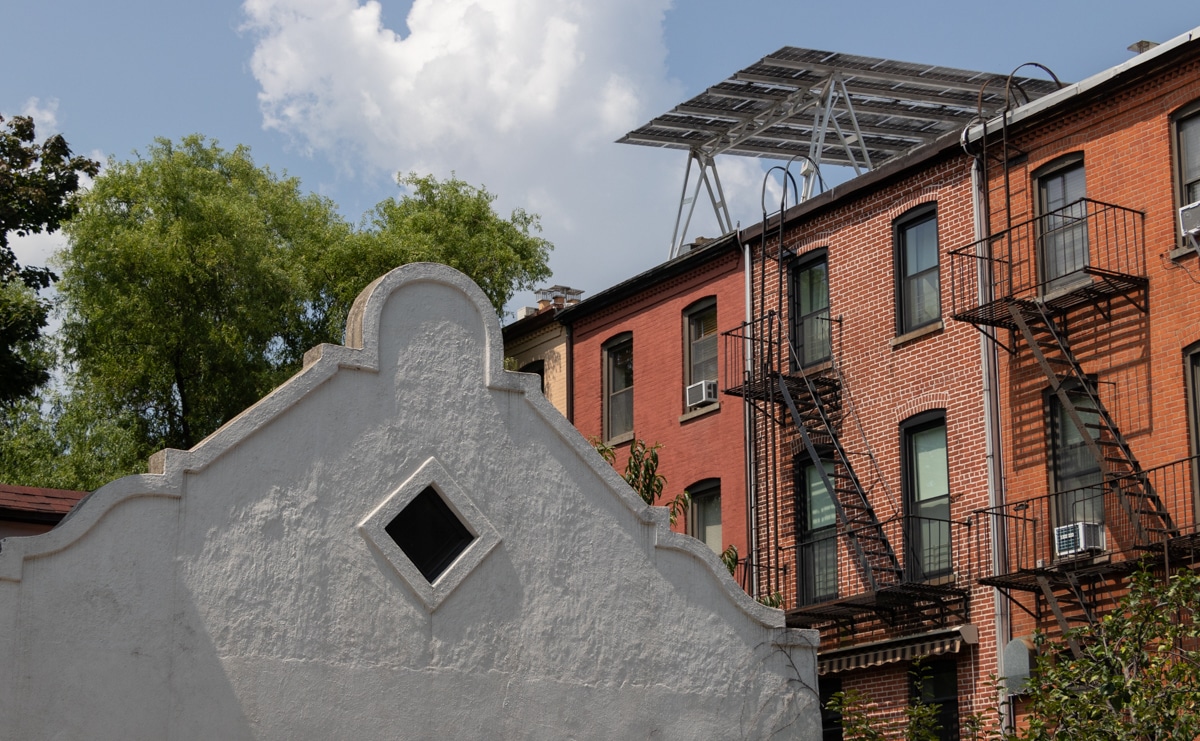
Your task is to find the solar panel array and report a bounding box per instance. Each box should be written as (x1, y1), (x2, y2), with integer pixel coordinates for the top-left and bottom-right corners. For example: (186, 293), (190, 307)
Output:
(620, 47), (1064, 168)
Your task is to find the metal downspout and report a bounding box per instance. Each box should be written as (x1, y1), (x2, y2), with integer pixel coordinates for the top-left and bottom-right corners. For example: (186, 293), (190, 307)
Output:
(972, 155), (1009, 722)
(565, 322), (574, 424)
(741, 228), (759, 598)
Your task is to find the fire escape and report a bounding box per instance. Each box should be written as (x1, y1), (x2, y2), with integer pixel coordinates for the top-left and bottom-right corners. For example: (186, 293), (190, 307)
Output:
(950, 73), (1199, 646)
(724, 168), (968, 634)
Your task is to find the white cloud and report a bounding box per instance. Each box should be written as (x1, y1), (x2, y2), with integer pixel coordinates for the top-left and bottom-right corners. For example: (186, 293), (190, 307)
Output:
(19, 97), (60, 134)
(242, 0), (717, 305)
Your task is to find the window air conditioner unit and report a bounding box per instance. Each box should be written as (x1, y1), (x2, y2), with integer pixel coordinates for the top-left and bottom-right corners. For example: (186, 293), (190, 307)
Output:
(1181, 200), (1200, 249)
(1054, 522), (1105, 558)
(686, 380), (718, 407)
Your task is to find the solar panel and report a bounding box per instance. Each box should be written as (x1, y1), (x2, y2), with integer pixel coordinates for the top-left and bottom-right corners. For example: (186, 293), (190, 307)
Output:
(620, 47), (1064, 169)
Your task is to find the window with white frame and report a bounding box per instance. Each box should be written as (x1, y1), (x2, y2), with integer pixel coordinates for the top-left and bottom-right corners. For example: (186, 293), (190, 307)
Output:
(1174, 102), (1200, 251)
(685, 298), (717, 407)
(603, 333), (633, 441)
(1178, 103), (1200, 206)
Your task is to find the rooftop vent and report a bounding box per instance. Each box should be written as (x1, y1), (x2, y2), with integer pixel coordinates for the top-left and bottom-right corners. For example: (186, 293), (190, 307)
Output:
(535, 285), (585, 310)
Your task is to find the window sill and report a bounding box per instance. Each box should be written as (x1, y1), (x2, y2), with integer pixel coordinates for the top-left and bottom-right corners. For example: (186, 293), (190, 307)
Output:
(605, 431), (635, 447)
(1168, 244), (1197, 261)
(679, 401), (720, 424)
(891, 320), (943, 348)
(795, 359), (833, 375)
(915, 572), (957, 587)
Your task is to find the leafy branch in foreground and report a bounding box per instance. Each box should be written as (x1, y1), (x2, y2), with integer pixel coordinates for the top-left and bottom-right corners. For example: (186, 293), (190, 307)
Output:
(592, 437), (690, 525)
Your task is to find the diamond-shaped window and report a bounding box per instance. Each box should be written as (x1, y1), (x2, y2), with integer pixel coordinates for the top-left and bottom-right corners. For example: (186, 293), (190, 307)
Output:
(385, 487), (474, 583)
(359, 457), (500, 611)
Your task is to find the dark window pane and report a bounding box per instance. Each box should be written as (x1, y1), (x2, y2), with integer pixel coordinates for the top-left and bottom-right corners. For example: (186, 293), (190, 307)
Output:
(385, 487), (474, 583)
(607, 338), (634, 437)
(897, 212), (939, 333)
(690, 482), (722, 552)
(1182, 114), (1200, 203)
(792, 256), (831, 366)
(1038, 162), (1089, 289)
(905, 417), (951, 580)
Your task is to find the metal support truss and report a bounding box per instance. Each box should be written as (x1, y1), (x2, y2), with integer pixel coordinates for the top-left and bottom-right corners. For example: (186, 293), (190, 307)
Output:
(670, 150), (732, 259)
(668, 72), (874, 258)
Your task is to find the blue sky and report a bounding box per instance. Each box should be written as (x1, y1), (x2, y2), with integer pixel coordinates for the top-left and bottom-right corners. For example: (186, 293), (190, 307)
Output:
(4, 0), (1197, 316)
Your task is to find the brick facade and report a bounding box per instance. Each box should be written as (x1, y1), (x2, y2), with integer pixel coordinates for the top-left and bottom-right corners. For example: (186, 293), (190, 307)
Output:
(955, 33), (1200, 730)
(744, 151), (997, 732)
(566, 245), (751, 568)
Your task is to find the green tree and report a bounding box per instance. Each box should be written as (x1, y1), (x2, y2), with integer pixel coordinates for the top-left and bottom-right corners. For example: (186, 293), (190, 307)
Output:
(59, 135), (349, 451)
(308, 172), (552, 336)
(592, 438), (690, 525)
(1016, 567), (1200, 741)
(0, 114), (99, 404)
(0, 381), (147, 492)
(14, 136), (554, 489)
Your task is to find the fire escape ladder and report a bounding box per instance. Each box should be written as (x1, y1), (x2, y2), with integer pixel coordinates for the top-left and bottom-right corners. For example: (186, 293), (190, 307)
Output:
(778, 374), (902, 593)
(1034, 574), (1087, 658)
(1007, 301), (1177, 542)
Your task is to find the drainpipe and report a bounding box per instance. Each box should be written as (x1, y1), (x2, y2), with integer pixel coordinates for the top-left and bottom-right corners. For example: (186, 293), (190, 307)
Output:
(565, 322), (574, 424)
(741, 227), (759, 599)
(972, 155), (1009, 715)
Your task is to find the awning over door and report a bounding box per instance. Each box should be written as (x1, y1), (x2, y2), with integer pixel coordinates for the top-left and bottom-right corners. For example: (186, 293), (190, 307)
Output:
(817, 624), (978, 675)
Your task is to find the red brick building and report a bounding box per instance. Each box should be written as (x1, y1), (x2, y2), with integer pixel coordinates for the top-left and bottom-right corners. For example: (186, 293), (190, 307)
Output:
(504, 27), (1200, 738)
(558, 237), (752, 568)
(950, 26), (1200, 718)
(723, 139), (995, 738)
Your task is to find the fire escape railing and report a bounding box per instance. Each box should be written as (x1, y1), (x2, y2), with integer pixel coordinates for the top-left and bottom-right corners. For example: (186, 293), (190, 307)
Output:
(723, 315), (974, 628)
(973, 454), (1200, 588)
(950, 198), (1146, 328)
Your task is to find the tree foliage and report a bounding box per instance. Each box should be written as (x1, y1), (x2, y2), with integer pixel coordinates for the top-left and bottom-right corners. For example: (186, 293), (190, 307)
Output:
(0, 114), (99, 404)
(592, 438), (690, 525)
(0, 383), (147, 492)
(307, 172), (551, 336)
(59, 135), (347, 451)
(828, 568), (1200, 741)
(1016, 567), (1200, 741)
(2, 136), (555, 489)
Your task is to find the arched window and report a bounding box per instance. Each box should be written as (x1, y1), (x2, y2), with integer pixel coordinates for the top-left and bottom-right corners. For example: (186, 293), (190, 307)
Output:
(687, 479), (721, 553)
(893, 204), (940, 335)
(683, 297), (717, 408)
(602, 333), (633, 442)
(1033, 153), (1088, 291)
(790, 249), (830, 367)
(901, 409), (951, 581)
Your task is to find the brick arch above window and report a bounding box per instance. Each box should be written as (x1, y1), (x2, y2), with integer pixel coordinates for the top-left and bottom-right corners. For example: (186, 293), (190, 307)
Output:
(893, 392), (952, 425)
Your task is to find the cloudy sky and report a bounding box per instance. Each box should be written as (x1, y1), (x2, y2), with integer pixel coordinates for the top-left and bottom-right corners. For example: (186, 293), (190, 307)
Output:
(4, 1), (1196, 316)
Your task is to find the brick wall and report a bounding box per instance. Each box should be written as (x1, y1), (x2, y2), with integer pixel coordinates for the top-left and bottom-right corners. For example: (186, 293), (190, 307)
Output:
(569, 249), (751, 566)
(752, 153), (1001, 731)
(983, 54), (1200, 647)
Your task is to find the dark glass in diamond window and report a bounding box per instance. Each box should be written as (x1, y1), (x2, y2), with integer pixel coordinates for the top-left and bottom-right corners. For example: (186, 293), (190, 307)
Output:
(385, 487), (475, 583)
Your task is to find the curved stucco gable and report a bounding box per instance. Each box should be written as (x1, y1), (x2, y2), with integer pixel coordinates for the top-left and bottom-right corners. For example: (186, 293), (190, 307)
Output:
(0, 262), (818, 740)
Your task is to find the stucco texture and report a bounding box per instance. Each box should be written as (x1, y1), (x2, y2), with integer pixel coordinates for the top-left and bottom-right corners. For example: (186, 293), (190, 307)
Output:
(0, 263), (818, 740)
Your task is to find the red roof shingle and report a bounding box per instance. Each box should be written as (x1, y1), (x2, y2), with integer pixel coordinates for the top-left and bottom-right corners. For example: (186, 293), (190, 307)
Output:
(0, 483), (89, 518)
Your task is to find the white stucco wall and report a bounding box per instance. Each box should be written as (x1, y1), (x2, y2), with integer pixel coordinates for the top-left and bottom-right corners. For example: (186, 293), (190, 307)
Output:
(0, 263), (819, 740)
